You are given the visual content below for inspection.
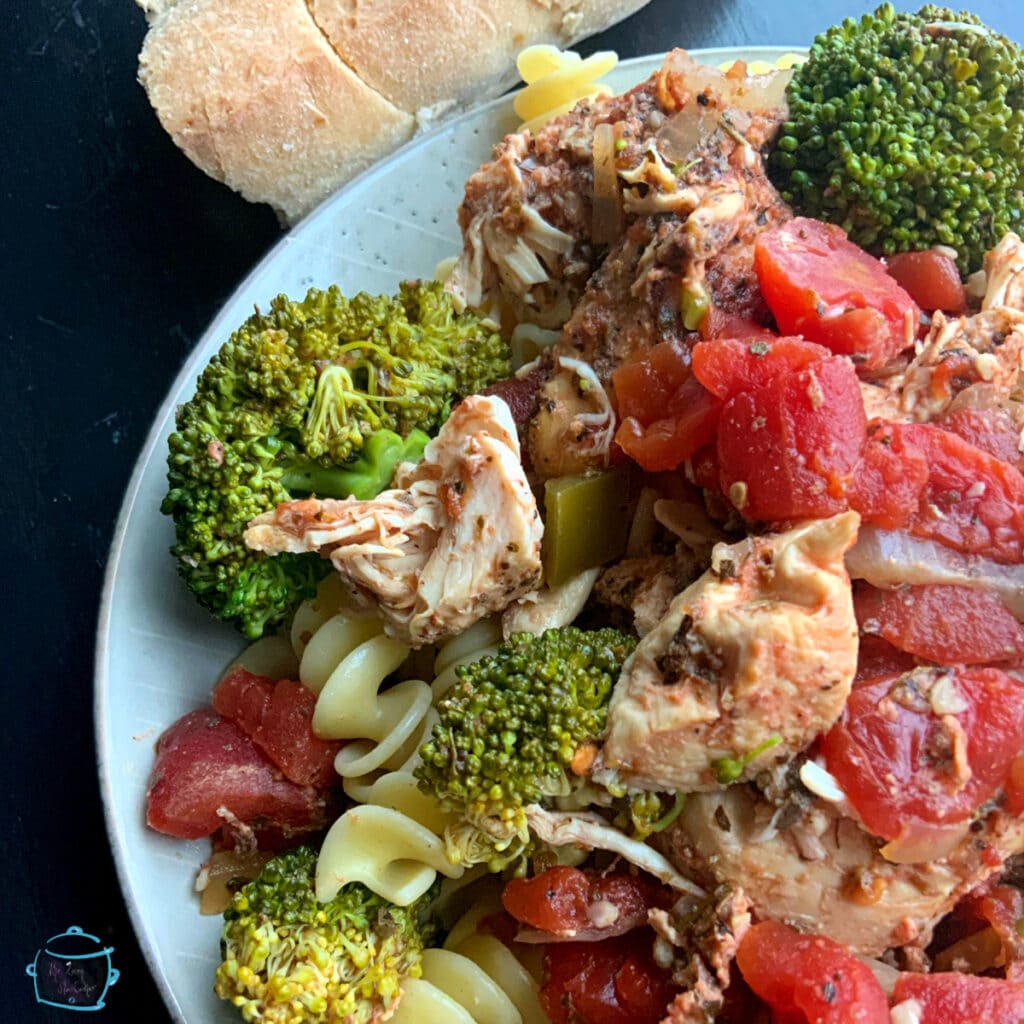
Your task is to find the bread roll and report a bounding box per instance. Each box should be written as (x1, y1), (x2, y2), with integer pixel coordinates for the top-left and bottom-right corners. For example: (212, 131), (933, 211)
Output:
(137, 0), (650, 222)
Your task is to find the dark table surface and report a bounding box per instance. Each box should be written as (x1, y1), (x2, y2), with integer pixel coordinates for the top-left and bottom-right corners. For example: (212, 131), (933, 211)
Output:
(5, 0), (1021, 1020)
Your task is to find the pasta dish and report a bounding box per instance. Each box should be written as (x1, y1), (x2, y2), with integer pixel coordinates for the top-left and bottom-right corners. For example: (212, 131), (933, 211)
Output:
(142, 7), (1024, 1022)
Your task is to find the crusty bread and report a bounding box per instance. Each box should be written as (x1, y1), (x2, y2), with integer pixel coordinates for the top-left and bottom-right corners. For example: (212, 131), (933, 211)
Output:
(138, 0), (651, 222)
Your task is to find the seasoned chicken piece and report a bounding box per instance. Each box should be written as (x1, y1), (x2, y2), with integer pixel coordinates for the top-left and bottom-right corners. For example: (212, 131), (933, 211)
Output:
(900, 306), (1024, 422)
(595, 545), (707, 637)
(982, 231), (1024, 311)
(652, 886), (751, 1024)
(526, 355), (615, 479)
(599, 513), (859, 792)
(448, 49), (789, 336)
(244, 396), (542, 647)
(666, 785), (1024, 956)
(557, 157), (789, 380)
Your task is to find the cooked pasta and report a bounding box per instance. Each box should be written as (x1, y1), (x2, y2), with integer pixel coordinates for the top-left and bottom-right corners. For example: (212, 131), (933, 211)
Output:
(390, 891), (546, 1024)
(311, 609), (506, 909)
(514, 45), (618, 133)
(315, 770), (464, 905)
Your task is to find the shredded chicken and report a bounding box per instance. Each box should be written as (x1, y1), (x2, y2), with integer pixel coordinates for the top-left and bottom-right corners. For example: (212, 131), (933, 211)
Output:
(901, 306), (1024, 422)
(665, 785), (1024, 956)
(599, 513), (860, 792)
(448, 48), (789, 355)
(652, 886), (751, 1024)
(244, 396), (542, 646)
(526, 355), (615, 478)
(523, 804), (705, 896)
(982, 231), (1024, 312)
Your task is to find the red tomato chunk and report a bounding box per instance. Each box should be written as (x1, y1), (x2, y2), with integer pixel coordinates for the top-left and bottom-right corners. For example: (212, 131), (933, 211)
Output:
(820, 668), (1024, 841)
(885, 250), (966, 313)
(145, 709), (327, 839)
(848, 420), (931, 531)
(854, 583), (1024, 666)
(892, 972), (1024, 1023)
(736, 920), (889, 1024)
(692, 336), (830, 400)
(754, 217), (919, 370)
(716, 355), (866, 521)
(502, 867), (671, 937)
(894, 423), (1024, 564)
(213, 667), (342, 788)
(541, 932), (678, 1024)
(612, 341), (722, 472)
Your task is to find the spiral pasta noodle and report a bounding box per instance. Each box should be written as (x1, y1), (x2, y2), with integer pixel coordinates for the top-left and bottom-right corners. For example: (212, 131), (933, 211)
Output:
(390, 891), (547, 1024)
(302, 580), (507, 908)
(514, 45), (618, 133)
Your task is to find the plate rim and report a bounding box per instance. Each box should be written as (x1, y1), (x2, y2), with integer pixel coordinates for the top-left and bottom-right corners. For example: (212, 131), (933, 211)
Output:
(94, 45), (803, 1023)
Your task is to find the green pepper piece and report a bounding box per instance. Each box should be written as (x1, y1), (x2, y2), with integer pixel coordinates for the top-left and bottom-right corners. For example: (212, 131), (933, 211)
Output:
(542, 467), (634, 587)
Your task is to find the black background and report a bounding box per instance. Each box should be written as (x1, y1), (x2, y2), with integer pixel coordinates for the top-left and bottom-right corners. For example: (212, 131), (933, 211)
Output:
(4, 0), (1020, 1020)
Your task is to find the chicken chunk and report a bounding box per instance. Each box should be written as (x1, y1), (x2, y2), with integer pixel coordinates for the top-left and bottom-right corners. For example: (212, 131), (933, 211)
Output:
(599, 513), (859, 792)
(244, 396), (542, 646)
(666, 784), (1024, 956)
(982, 231), (1024, 312)
(901, 306), (1024, 422)
(448, 49), (789, 341)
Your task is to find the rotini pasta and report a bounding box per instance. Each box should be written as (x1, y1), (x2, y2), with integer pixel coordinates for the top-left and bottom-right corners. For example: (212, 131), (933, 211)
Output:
(514, 45), (618, 134)
(304, 589), (506, 911)
(390, 890), (547, 1024)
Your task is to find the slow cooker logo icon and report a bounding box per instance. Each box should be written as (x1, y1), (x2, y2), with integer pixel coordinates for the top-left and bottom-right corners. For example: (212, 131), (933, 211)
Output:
(26, 926), (119, 1011)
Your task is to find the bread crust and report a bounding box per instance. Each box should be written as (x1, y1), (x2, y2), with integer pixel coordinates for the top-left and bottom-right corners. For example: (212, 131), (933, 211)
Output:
(139, 0), (414, 222)
(138, 0), (650, 220)
(310, 0), (650, 116)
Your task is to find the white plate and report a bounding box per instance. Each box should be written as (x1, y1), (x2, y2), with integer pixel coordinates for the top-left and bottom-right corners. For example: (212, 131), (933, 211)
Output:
(95, 47), (796, 1023)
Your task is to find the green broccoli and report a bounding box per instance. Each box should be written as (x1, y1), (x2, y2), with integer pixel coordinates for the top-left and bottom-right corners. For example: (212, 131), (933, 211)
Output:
(769, 4), (1024, 272)
(215, 846), (440, 1024)
(414, 627), (638, 872)
(161, 280), (509, 638)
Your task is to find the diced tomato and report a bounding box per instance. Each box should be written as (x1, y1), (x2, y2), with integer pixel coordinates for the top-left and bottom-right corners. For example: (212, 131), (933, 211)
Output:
(940, 404), (1024, 472)
(754, 217), (919, 370)
(615, 377), (722, 471)
(948, 882), (1024, 974)
(146, 709), (328, 839)
(894, 423), (1024, 564)
(820, 668), (1024, 841)
(612, 339), (692, 424)
(699, 304), (778, 343)
(541, 931), (678, 1024)
(612, 341), (723, 472)
(212, 666), (271, 735)
(502, 867), (672, 938)
(717, 355), (866, 521)
(854, 583), (1024, 666)
(213, 668), (342, 788)
(848, 420), (930, 530)
(855, 634), (916, 684)
(892, 972), (1024, 1022)
(692, 336), (831, 400)
(885, 250), (966, 313)
(736, 920), (889, 1024)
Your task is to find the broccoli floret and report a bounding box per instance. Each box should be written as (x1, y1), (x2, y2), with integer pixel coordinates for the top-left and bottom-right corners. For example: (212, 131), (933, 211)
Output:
(414, 627), (637, 872)
(161, 280), (509, 638)
(769, 4), (1024, 272)
(215, 846), (440, 1024)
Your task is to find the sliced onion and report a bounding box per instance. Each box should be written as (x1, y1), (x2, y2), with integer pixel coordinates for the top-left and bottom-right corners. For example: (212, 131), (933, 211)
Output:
(656, 52), (791, 163)
(591, 122), (622, 245)
(197, 849), (272, 915)
(879, 820), (970, 865)
(846, 525), (1024, 620)
(514, 910), (648, 944)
